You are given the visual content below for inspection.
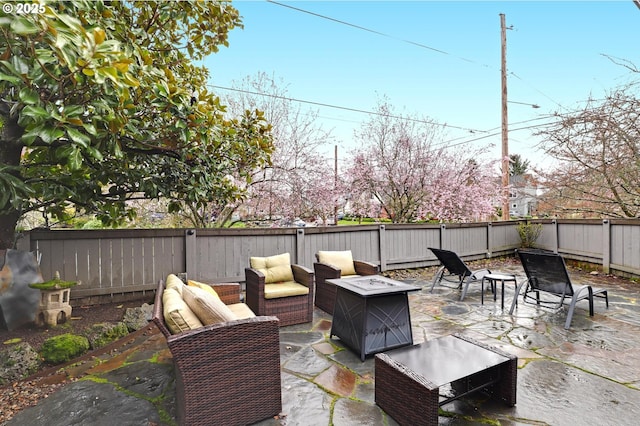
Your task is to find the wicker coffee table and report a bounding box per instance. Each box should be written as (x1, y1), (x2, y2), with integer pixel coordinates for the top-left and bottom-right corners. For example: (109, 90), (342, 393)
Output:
(329, 275), (420, 361)
(375, 334), (517, 425)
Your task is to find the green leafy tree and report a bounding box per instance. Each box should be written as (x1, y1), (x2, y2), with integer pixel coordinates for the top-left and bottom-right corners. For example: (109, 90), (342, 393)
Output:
(509, 153), (530, 177)
(0, 0), (273, 248)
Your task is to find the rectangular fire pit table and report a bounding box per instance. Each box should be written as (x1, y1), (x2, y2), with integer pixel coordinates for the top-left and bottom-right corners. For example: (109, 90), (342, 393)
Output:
(329, 275), (420, 361)
(375, 334), (517, 425)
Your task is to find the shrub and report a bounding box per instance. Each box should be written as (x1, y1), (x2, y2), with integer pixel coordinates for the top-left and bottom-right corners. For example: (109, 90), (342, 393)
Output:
(517, 221), (543, 248)
(39, 334), (90, 364)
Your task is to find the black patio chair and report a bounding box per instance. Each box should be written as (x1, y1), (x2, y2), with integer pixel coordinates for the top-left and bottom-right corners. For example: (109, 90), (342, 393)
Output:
(428, 247), (491, 301)
(509, 250), (609, 329)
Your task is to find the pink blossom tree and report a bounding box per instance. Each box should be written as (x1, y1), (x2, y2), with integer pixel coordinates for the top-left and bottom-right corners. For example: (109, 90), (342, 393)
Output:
(424, 153), (500, 221)
(345, 99), (499, 223)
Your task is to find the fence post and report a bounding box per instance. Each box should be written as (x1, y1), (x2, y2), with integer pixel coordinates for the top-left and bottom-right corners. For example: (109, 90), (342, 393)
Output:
(602, 219), (611, 274)
(295, 228), (305, 265)
(487, 222), (493, 257)
(440, 224), (446, 249)
(552, 219), (559, 253)
(185, 229), (197, 279)
(378, 225), (386, 271)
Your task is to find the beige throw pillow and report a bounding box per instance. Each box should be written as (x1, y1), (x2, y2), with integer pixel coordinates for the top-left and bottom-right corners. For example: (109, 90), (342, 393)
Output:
(317, 250), (356, 276)
(187, 280), (220, 299)
(250, 252), (294, 284)
(162, 287), (203, 334)
(182, 285), (236, 325)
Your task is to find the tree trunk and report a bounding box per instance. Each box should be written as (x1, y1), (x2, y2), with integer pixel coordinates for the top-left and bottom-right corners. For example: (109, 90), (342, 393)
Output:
(0, 107), (26, 250)
(0, 212), (21, 250)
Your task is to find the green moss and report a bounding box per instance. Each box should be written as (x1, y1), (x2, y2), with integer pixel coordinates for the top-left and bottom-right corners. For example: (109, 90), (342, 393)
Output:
(90, 322), (129, 348)
(39, 333), (89, 364)
(83, 376), (110, 384)
(30, 278), (77, 290)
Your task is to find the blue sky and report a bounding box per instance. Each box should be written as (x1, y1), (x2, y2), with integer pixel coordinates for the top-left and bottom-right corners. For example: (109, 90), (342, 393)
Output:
(204, 1), (640, 170)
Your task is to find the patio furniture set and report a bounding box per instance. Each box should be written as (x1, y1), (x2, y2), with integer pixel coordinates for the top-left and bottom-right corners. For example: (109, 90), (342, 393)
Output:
(428, 247), (609, 329)
(152, 248), (609, 425)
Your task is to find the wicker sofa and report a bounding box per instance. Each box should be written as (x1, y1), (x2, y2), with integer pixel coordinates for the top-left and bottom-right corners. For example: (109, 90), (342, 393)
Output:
(152, 277), (282, 426)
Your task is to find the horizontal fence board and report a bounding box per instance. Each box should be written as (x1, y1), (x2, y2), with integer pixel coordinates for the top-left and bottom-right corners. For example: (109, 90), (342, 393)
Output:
(304, 226), (381, 267)
(22, 219), (640, 303)
(559, 223), (603, 258)
(612, 223), (640, 271)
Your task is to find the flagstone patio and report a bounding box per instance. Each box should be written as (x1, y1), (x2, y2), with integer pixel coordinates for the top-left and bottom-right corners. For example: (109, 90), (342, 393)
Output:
(6, 260), (640, 425)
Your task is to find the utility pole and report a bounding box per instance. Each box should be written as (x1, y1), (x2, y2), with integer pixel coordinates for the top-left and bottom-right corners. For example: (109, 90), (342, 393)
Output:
(500, 13), (510, 221)
(334, 145), (338, 226)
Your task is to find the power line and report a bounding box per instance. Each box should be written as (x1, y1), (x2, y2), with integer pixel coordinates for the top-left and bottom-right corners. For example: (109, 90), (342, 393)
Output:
(509, 72), (564, 109)
(437, 120), (555, 151)
(266, 0), (488, 68)
(209, 84), (489, 134)
(210, 83), (559, 153)
(266, 0), (563, 112)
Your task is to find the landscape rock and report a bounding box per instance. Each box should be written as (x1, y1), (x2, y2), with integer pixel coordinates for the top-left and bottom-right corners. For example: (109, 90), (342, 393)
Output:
(85, 322), (130, 350)
(0, 249), (43, 331)
(123, 303), (153, 331)
(0, 341), (41, 385)
(6, 378), (164, 426)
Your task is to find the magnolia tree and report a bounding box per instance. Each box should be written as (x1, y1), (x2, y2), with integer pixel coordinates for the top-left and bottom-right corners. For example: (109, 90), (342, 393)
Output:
(0, 0), (273, 245)
(220, 72), (338, 225)
(345, 99), (499, 222)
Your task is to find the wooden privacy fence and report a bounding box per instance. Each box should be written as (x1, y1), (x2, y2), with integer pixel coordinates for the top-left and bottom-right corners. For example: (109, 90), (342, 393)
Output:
(16, 219), (640, 302)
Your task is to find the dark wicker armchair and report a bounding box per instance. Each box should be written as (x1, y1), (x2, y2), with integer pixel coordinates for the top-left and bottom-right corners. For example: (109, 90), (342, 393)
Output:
(152, 279), (282, 426)
(313, 250), (379, 314)
(245, 252), (315, 326)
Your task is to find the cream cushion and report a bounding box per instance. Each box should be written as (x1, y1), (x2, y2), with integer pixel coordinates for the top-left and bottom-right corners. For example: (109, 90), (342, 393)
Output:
(228, 303), (256, 319)
(264, 281), (310, 299)
(165, 273), (185, 296)
(317, 250), (356, 276)
(187, 279), (220, 299)
(162, 287), (203, 334)
(182, 285), (237, 325)
(250, 252), (294, 284)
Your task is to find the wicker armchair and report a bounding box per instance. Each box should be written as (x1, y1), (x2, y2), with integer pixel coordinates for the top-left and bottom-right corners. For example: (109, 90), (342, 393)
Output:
(245, 252), (315, 326)
(313, 250), (379, 314)
(152, 279), (282, 426)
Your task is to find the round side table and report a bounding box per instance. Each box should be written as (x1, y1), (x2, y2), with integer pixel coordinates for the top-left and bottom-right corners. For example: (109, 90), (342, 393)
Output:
(481, 273), (517, 310)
